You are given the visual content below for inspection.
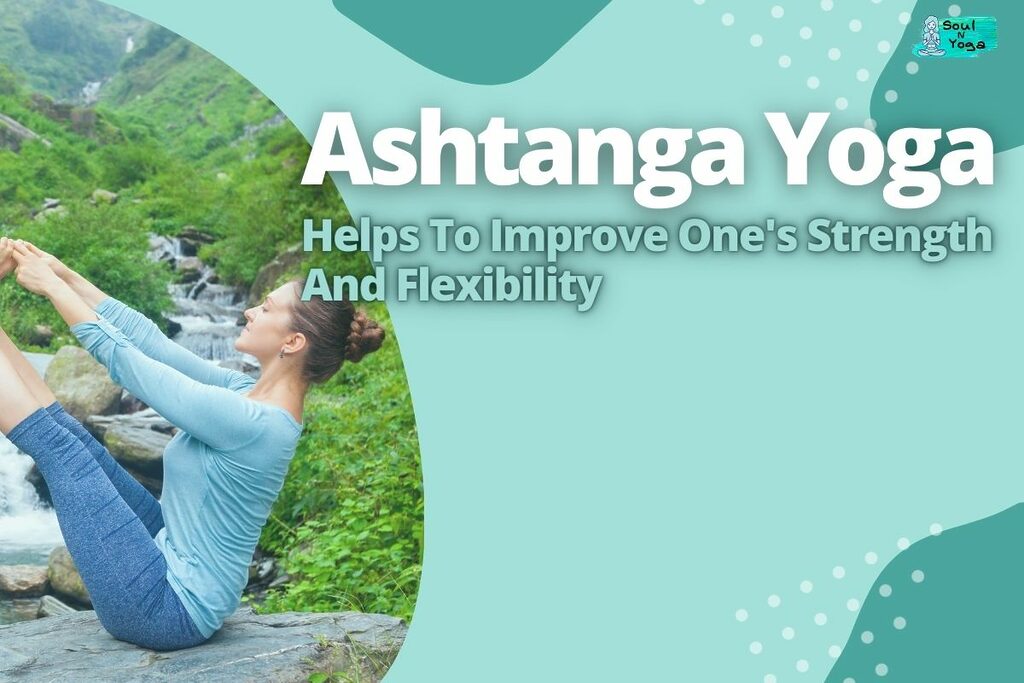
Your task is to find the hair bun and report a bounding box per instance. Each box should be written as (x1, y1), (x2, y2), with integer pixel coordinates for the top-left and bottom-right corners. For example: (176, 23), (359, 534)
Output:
(344, 309), (386, 363)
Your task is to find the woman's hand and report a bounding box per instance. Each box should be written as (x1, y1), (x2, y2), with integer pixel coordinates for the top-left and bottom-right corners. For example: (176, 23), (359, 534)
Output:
(11, 241), (65, 297)
(0, 237), (14, 280)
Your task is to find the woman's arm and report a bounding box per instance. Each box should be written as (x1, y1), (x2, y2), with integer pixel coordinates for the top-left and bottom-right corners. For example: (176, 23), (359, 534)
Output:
(13, 243), (263, 450)
(22, 241), (253, 392)
(0, 238), (57, 406)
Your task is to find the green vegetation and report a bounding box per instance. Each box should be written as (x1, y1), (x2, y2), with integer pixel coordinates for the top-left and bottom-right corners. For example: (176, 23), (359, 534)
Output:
(257, 297), (422, 623)
(0, 11), (421, 627)
(0, 201), (172, 347)
(0, 0), (145, 100)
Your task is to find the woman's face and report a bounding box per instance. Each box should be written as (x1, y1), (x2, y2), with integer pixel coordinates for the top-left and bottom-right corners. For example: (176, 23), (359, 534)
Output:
(235, 281), (302, 361)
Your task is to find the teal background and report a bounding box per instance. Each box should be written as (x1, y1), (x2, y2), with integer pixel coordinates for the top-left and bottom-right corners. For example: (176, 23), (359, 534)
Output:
(99, 1), (1022, 680)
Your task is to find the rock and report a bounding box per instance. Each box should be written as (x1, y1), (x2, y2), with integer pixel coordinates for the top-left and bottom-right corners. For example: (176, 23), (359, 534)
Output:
(85, 411), (174, 492)
(0, 599), (40, 624)
(148, 234), (179, 264)
(42, 197), (60, 210)
(70, 108), (97, 137)
(246, 548), (278, 586)
(128, 470), (163, 497)
(119, 391), (147, 415)
(33, 205), (67, 221)
(44, 347), (121, 423)
(88, 409), (175, 439)
(178, 226), (216, 247)
(47, 546), (91, 607)
(0, 566), (49, 598)
(24, 465), (51, 507)
(99, 418), (171, 477)
(0, 112), (51, 152)
(166, 317), (183, 338)
(175, 256), (203, 276)
(28, 325), (53, 347)
(267, 574), (291, 590)
(248, 243), (305, 305)
(0, 608), (407, 682)
(29, 93), (74, 123)
(177, 268), (203, 284)
(90, 189), (118, 204)
(37, 595), (77, 618)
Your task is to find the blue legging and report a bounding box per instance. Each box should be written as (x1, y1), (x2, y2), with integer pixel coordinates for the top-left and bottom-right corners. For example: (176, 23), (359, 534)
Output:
(7, 403), (208, 651)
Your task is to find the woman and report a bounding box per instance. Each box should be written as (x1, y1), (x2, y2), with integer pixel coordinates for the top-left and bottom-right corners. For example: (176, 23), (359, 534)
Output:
(0, 236), (384, 650)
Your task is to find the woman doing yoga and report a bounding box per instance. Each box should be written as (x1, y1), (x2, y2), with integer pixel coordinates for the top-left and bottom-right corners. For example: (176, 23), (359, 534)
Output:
(0, 236), (384, 651)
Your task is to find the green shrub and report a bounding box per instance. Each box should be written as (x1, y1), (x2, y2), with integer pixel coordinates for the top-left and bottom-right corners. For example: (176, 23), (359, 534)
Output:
(256, 301), (422, 623)
(0, 200), (173, 348)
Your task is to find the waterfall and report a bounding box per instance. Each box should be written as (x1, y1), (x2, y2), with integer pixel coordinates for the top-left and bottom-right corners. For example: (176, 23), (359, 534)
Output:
(154, 236), (256, 365)
(0, 354), (62, 568)
(0, 437), (61, 564)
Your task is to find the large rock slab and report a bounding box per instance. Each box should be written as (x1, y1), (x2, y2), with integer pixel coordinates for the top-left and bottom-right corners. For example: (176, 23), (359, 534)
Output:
(87, 411), (173, 477)
(44, 347), (121, 423)
(0, 112), (50, 152)
(0, 608), (406, 682)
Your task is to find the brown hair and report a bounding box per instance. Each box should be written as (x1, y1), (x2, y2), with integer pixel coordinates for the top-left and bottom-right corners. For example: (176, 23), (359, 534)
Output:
(287, 278), (386, 384)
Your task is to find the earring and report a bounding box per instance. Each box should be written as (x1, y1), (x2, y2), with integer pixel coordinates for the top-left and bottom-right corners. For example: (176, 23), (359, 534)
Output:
(279, 348), (285, 359)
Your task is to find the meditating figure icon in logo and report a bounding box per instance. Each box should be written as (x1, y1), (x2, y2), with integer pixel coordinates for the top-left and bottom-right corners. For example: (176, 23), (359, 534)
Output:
(918, 15), (946, 56)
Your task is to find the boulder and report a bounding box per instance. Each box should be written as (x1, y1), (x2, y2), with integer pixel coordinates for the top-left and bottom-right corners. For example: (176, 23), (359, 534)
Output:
(47, 546), (91, 607)
(33, 205), (67, 221)
(0, 113), (50, 152)
(0, 566), (49, 598)
(248, 243), (305, 305)
(0, 608), (407, 682)
(90, 189), (118, 204)
(96, 418), (171, 477)
(175, 256), (204, 279)
(177, 226), (216, 258)
(44, 347), (121, 423)
(28, 325), (53, 348)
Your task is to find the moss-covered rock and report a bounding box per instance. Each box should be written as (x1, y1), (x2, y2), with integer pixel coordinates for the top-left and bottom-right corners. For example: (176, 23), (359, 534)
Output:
(43, 346), (120, 423)
(47, 546), (91, 607)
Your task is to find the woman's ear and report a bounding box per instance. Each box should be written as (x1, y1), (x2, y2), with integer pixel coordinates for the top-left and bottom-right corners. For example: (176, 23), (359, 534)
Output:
(286, 332), (307, 355)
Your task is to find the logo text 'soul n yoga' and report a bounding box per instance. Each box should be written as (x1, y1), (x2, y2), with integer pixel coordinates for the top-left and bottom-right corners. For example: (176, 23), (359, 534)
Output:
(915, 15), (998, 58)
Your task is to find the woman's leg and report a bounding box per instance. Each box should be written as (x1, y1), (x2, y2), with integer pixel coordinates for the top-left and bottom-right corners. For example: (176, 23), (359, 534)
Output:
(0, 355), (205, 650)
(0, 327), (164, 537)
(44, 402), (165, 538)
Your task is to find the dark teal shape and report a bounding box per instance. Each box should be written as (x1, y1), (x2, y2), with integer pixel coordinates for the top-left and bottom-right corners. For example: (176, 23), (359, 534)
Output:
(872, 2), (1022, 164)
(827, 503), (1024, 682)
(330, 0), (610, 84)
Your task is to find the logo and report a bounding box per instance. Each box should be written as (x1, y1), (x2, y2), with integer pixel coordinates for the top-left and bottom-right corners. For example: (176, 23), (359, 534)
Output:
(914, 15), (998, 58)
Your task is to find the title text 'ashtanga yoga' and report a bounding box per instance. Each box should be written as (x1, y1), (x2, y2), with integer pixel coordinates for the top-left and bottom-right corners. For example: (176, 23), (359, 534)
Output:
(299, 108), (994, 210)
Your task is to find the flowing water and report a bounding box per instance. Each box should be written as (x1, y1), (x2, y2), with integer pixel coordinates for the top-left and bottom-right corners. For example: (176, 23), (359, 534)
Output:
(0, 238), (250, 624)
(0, 354), (64, 624)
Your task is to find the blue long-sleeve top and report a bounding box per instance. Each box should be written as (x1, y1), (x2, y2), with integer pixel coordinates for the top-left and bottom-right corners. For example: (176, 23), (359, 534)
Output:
(70, 297), (303, 638)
